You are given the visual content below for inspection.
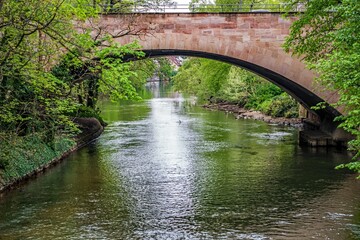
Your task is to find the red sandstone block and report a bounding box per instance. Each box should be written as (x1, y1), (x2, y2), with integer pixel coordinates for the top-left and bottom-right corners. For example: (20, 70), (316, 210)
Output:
(175, 24), (187, 30)
(238, 23), (250, 29)
(209, 24), (222, 28)
(258, 23), (271, 29)
(161, 24), (175, 29)
(281, 29), (289, 34)
(174, 29), (192, 34)
(202, 30), (213, 35)
(229, 36), (242, 41)
(225, 15), (237, 22)
(198, 25), (210, 29)
(157, 29), (165, 33)
(222, 23), (237, 29)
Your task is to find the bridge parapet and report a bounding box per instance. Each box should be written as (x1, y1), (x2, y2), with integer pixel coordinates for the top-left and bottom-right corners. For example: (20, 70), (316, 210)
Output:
(93, 3), (303, 14)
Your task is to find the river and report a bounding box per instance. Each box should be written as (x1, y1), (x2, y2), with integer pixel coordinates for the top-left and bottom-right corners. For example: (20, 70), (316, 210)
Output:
(0, 83), (360, 240)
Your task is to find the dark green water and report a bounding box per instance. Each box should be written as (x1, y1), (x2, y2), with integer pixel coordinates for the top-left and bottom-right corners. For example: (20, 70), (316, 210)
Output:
(1, 84), (360, 239)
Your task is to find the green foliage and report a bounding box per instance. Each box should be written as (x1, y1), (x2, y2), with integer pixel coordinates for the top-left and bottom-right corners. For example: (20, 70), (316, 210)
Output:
(96, 41), (145, 102)
(0, 134), (75, 184)
(129, 59), (157, 89)
(243, 82), (282, 110)
(172, 58), (203, 95)
(0, 0), (98, 137)
(173, 58), (231, 102)
(260, 93), (298, 118)
(336, 162), (360, 180)
(69, 105), (106, 126)
(190, 0), (284, 12)
(0, 0), (147, 137)
(0, 0), (150, 184)
(127, 57), (176, 91)
(96, 0), (178, 13)
(283, 0), (360, 173)
(173, 58), (298, 118)
(157, 58), (176, 81)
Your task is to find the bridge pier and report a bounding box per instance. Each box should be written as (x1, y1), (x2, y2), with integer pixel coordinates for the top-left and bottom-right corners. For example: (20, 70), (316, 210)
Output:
(298, 106), (352, 148)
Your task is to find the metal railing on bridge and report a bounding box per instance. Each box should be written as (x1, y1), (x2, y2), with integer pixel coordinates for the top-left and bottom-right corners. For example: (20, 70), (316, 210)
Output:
(95, 3), (304, 14)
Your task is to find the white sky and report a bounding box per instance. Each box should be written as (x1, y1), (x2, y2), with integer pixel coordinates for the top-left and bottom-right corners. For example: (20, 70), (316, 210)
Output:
(176, 0), (191, 4)
(163, 0), (192, 12)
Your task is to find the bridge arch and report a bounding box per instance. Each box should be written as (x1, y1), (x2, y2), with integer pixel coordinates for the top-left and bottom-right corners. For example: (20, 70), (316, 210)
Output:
(138, 49), (340, 122)
(91, 12), (351, 142)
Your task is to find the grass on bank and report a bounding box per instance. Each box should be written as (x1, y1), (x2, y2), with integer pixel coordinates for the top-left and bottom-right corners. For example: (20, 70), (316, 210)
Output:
(0, 134), (75, 186)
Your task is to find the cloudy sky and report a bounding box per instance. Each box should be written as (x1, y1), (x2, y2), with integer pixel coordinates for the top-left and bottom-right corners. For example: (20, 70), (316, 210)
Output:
(176, 0), (191, 4)
(163, 0), (192, 12)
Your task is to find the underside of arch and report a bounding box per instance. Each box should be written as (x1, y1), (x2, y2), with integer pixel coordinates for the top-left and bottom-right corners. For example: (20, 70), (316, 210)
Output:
(127, 49), (340, 122)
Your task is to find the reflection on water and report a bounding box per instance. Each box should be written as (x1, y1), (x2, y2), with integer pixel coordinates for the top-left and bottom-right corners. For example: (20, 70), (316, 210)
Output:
(0, 83), (360, 239)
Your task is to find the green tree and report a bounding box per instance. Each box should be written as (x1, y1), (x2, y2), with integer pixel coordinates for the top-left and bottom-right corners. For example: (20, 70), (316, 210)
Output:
(172, 58), (203, 95)
(283, 0), (360, 174)
(190, 0), (284, 12)
(129, 59), (157, 89)
(0, 0), (144, 142)
(173, 58), (299, 118)
(157, 58), (176, 81)
(97, 0), (178, 13)
(173, 58), (231, 101)
(0, 0), (97, 138)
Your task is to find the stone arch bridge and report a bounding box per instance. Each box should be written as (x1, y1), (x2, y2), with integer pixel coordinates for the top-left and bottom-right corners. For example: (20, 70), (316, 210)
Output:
(85, 13), (351, 145)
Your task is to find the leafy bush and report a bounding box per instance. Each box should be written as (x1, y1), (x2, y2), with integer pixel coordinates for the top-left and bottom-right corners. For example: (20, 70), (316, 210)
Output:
(0, 158), (9, 170)
(244, 83), (282, 110)
(260, 93), (299, 118)
(69, 105), (106, 125)
(0, 134), (75, 184)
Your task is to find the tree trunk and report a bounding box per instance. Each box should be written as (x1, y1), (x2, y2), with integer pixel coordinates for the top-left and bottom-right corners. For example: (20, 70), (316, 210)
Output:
(86, 76), (99, 109)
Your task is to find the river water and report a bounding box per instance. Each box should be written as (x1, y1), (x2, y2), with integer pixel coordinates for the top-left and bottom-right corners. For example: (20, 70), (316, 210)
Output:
(0, 84), (360, 240)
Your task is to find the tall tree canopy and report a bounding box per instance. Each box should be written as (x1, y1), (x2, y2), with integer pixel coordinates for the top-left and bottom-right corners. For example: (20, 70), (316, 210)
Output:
(283, 0), (360, 173)
(0, 0), (145, 142)
(0, 0), (177, 177)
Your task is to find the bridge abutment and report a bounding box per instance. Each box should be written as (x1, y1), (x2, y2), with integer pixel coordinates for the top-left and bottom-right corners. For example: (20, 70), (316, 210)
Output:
(299, 106), (353, 147)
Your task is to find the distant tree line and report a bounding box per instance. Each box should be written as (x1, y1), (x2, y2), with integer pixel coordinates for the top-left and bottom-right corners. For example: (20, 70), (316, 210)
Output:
(173, 58), (299, 118)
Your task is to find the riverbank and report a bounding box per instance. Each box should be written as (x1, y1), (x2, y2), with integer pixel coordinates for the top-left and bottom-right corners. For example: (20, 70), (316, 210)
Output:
(0, 118), (104, 194)
(203, 102), (304, 128)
